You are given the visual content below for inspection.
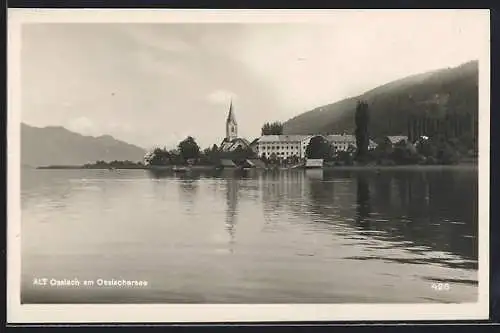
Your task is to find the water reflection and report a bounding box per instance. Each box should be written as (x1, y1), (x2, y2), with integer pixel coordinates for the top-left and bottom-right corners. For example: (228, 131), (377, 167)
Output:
(178, 177), (199, 213)
(147, 168), (171, 179)
(253, 169), (477, 271)
(259, 170), (307, 229)
(21, 167), (478, 303)
(355, 175), (371, 229)
(224, 178), (239, 252)
(312, 170), (477, 269)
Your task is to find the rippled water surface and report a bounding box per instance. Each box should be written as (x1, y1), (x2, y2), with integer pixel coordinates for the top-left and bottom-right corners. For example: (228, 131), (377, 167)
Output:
(21, 167), (478, 303)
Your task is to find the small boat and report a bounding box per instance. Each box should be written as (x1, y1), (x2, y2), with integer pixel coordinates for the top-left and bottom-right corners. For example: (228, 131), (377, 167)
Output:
(173, 166), (189, 173)
(236, 164), (252, 172)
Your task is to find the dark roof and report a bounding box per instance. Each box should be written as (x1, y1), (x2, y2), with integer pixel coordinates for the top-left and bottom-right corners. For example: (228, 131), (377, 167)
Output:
(222, 137), (250, 144)
(249, 138), (259, 146)
(386, 136), (408, 144)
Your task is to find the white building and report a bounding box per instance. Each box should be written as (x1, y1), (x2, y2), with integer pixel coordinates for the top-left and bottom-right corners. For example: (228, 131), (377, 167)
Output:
(325, 134), (378, 152)
(325, 135), (357, 152)
(255, 135), (313, 159)
(254, 133), (378, 159)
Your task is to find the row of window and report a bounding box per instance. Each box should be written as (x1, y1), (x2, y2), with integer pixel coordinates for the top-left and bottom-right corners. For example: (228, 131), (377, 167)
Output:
(261, 151), (302, 157)
(332, 144), (351, 149)
(258, 143), (303, 147)
(258, 146), (301, 151)
(257, 142), (363, 152)
(259, 141), (304, 144)
(259, 144), (352, 149)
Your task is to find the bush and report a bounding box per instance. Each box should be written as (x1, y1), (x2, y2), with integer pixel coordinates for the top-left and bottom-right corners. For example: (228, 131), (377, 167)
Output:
(391, 143), (420, 165)
(437, 142), (460, 164)
(378, 159), (395, 166)
(425, 156), (438, 165)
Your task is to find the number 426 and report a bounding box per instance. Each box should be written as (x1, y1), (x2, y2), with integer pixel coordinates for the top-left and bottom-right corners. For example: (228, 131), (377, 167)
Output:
(431, 282), (450, 291)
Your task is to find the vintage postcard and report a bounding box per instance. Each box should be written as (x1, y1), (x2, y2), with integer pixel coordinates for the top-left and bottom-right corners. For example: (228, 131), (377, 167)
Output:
(7, 9), (490, 323)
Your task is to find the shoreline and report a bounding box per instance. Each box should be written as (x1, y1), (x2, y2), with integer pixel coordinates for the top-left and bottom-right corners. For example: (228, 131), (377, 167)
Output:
(35, 165), (218, 171)
(34, 163), (477, 171)
(321, 164), (477, 171)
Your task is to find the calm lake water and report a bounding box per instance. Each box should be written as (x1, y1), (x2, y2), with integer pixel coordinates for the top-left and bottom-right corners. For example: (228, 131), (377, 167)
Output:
(21, 166), (478, 304)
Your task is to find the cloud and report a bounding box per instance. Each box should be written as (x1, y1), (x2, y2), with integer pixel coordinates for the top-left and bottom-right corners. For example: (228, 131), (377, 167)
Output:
(206, 89), (236, 105)
(21, 14), (487, 149)
(119, 24), (193, 54)
(233, 12), (486, 112)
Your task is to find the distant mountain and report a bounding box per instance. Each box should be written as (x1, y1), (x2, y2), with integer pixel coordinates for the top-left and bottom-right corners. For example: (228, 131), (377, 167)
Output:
(283, 60), (478, 138)
(21, 123), (147, 167)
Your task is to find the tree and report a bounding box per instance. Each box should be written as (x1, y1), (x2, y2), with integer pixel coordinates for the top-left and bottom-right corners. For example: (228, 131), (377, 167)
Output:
(261, 121), (284, 135)
(198, 146), (219, 165)
(232, 146), (247, 164)
(391, 140), (420, 165)
(355, 100), (370, 161)
(178, 136), (200, 163)
(220, 145), (255, 163)
(147, 147), (171, 166)
(208, 144), (220, 164)
(457, 133), (475, 155)
(373, 138), (393, 161)
(268, 152), (278, 164)
(416, 137), (436, 158)
(436, 141), (460, 165)
(305, 136), (331, 159)
(337, 150), (354, 165)
(290, 154), (300, 165)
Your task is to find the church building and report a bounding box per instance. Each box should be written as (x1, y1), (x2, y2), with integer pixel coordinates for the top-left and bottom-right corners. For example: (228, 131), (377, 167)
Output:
(219, 100), (251, 152)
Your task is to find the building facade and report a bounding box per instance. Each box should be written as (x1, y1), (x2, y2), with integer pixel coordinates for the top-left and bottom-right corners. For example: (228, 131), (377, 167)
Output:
(325, 134), (377, 153)
(254, 134), (378, 159)
(325, 135), (357, 152)
(255, 135), (313, 159)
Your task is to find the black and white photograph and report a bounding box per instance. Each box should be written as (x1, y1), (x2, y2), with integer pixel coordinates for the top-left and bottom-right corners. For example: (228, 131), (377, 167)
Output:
(8, 9), (490, 323)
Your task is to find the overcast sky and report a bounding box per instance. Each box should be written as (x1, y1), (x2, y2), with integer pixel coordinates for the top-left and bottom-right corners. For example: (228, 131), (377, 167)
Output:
(20, 11), (487, 150)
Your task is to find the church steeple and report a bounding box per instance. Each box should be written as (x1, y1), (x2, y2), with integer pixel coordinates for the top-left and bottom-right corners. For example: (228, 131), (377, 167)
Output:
(225, 99), (238, 141)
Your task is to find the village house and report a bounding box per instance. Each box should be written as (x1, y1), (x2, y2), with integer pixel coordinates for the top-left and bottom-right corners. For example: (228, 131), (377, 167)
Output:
(384, 135), (409, 147)
(249, 138), (259, 155)
(325, 134), (357, 152)
(325, 134), (378, 153)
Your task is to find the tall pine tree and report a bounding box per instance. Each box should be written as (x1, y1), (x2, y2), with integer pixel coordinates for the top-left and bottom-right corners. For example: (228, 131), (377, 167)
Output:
(355, 101), (370, 161)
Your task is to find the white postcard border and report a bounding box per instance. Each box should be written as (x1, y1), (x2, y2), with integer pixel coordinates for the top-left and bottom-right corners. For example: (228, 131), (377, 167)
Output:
(7, 9), (491, 323)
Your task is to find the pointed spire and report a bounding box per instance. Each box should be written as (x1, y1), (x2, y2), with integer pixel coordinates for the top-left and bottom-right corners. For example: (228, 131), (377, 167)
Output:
(226, 98), (236, 124)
